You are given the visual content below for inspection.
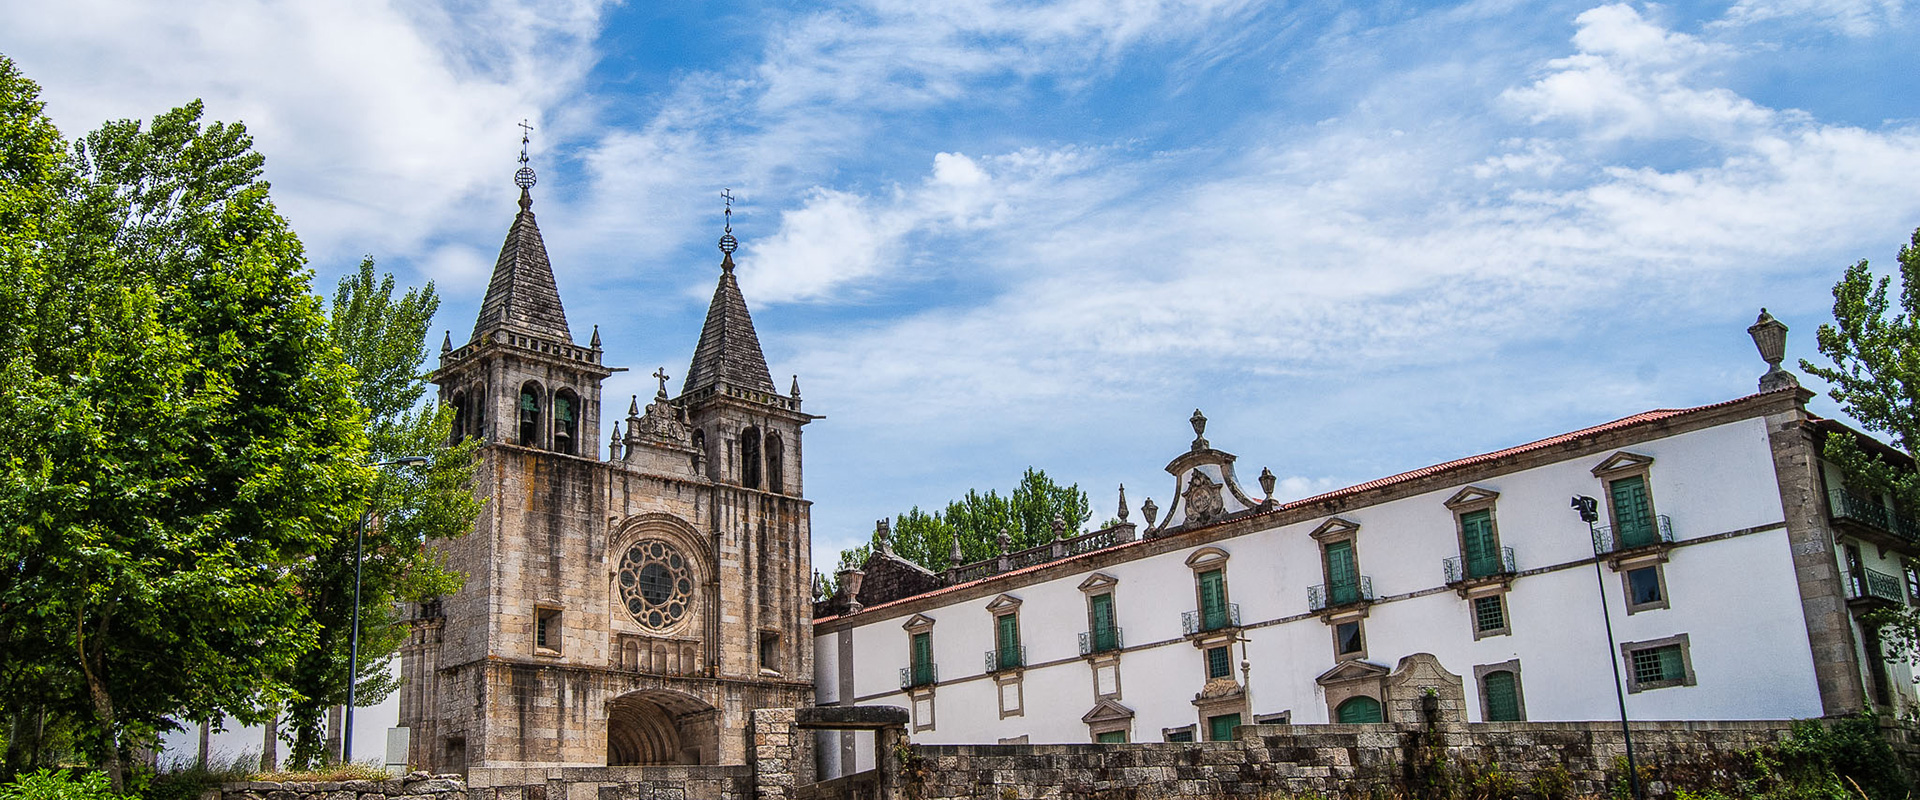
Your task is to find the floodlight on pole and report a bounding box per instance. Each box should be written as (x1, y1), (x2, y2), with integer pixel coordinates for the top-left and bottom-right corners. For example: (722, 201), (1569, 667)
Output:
(1572, 495), (1641, 800)
(343, 456), (430, 764)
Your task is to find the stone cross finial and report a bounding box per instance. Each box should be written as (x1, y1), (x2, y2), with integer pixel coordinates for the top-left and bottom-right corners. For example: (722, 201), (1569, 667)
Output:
(653, 367), (671, 398)
(1142, 497), (1159, 527)
(1259, 467), (1277, 501)
(1190, 409), (1209, 451)
(1117, 484), (1129, 522)
(1748, 308), (1799, 393)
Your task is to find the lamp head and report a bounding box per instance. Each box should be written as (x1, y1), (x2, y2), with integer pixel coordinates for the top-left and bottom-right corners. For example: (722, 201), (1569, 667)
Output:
(1571, 495), (1599, 524)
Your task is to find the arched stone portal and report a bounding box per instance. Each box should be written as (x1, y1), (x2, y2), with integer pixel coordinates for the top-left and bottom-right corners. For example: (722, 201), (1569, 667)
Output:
(606, 690), (719, 766)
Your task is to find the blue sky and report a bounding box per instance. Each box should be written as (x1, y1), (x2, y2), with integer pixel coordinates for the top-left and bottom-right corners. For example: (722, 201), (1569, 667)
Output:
(7, 0), (1920, 567)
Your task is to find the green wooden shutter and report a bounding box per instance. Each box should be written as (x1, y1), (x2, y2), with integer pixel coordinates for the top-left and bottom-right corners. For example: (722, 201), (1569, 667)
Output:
(1610, 475), (1654, 547)
(1336, 696), (1383, 723)
(1199, 570), (1226, 629)
(1483, 671), (1520, 721)
(1208, 713), (1241, 742)
(1461, 510), (1497, 578)
(1326, 541), (1357, 605)
(1095, 731), (1127, 744)
(911, 632), (932, 685)
(1091, 593), (1116, 651)
(997, 614), (1020, 669)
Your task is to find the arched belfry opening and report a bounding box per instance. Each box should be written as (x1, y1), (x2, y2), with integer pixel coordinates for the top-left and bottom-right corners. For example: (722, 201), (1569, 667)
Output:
(606, 690), (718, 766)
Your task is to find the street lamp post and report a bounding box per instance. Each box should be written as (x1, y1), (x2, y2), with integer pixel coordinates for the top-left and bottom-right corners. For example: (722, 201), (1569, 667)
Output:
(1572, 495), (1641, 800)
(343, 457), (429, 764)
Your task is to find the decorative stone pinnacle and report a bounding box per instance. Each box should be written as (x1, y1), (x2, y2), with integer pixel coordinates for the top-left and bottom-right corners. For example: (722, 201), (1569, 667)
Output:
(1142, 497), (1159, 527)
(590, 324), (601, 349)
(1190, 409), (1209, 451)
(997, 528), (1011, 555)
(1117, 484), (1129, 522)
(1748, 308), (1799, 393)
(876, 518), (892, 555)
(440, 331), (451, 353)
(1052, 515), (1066, 540)
(950, 537), (963, 569)
(791, 374), (802, 400)
(629, 395), (641, 417)
(1259, 467), (1277, 501)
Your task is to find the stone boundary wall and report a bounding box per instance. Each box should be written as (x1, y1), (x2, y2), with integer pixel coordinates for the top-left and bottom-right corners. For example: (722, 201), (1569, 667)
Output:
(208, 773), (468, 800)
(466, 766), (752, 800)
(903, 720), (1795, 800)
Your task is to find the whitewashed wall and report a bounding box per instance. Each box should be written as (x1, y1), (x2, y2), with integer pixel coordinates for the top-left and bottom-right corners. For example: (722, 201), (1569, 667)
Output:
(816, 413), (1843, 759)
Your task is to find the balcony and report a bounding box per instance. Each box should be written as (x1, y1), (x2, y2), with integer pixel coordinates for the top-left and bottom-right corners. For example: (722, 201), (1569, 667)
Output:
(1828, 488), (1920, 545)
(898, 663), (938, 689)
(1443, 547), (1517, 584)
(1181, 604), (1241, 635)
(1850, 567), (1906, 606)
(984, 646), (1026, 673)
(1591, 515), (1674, 556)
(1309, 577), (1375, 611)
(1080, 627), (1125, 656)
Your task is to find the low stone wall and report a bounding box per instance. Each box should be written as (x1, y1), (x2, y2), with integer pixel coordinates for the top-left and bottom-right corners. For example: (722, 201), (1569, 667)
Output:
(209, 773), (467, 800)
(466, 766), (752, 800)
(901, 720), (1796, 800)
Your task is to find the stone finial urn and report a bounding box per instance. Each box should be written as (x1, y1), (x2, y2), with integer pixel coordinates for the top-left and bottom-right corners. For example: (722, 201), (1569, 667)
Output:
(1748, 308), (1800, 392)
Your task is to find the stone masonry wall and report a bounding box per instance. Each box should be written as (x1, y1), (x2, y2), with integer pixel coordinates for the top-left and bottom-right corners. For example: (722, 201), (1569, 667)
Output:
(900, 720), (1796, 800)
(209, 773), (467, 800)
(466, 766), (752, 800)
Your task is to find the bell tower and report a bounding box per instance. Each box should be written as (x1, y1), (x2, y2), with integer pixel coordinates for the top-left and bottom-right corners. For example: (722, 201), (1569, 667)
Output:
(675, 194), (816, 685)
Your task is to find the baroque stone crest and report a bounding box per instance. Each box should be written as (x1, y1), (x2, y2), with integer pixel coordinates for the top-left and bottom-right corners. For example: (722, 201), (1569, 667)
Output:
(1184, 471), (1225, 525)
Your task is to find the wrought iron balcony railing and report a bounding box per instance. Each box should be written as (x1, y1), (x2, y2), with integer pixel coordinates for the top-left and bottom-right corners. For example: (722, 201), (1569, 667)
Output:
(1828, 488), (1920, 544)
(1309, 577), (1375, 611)
(899, 663), (938, 689)
(1443, 547), (1517, 583)
(1079, 626), (1125, 655)
(1181, 604), (1241, 635)
(1852, 567), (1906, 604)
(1591, 515), (1674, 555)
(984, 646), (1027, 673)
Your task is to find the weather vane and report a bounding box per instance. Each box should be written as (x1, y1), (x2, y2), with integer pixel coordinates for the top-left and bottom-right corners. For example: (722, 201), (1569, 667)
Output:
(514, 119), (537, 190)
(717, 188), (738, 256)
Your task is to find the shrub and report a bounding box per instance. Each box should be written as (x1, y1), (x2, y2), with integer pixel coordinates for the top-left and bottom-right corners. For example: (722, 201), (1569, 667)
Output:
(0, 770), (126, 800)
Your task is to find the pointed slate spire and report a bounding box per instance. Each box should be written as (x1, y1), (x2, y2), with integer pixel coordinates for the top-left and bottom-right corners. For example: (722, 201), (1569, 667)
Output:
(683, 195), (776, 395)
(472, 129), (572, 343)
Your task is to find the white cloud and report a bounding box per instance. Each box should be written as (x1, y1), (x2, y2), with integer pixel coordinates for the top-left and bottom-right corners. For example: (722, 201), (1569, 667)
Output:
(1716, 0), (1906, 36)
(1502, 4), (1776, 142)
(2, 0), (608, 277)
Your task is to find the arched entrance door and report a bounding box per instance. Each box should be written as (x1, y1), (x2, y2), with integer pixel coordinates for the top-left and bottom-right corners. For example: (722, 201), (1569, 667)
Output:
(607, 690), (719, 765)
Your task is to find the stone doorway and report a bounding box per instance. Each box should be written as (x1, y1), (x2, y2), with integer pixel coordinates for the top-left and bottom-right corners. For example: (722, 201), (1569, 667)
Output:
(606, 690), (719, 765)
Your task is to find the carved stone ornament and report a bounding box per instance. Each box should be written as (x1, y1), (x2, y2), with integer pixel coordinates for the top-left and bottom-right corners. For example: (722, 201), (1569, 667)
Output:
(629, 395), (691, 446)
(1184, 471), (1225, 525)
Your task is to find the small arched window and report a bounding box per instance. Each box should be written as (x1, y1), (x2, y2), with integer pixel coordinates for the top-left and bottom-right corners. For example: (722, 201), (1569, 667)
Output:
(553, 389), (578, 455)
(519, 382), (543, 447)
(764, 433), (784, 494)
(450, 391), (468, 443)
(1335, 696), (1383, 724)
(739, 427), (762, 489)
(470, 385), (487, 440)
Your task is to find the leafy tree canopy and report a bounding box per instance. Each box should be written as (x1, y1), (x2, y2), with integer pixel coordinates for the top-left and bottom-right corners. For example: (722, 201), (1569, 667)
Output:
(0, 54), (372, 790)
(1801, 226), (1920, 667)
(835, 468), (1093, 574)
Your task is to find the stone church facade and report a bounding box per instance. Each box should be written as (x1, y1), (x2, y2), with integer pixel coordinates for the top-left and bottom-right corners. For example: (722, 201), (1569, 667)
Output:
(398, 175), (815, 771)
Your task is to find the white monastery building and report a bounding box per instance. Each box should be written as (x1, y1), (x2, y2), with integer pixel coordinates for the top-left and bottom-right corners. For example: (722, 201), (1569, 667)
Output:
(810, 313), (1920, 777)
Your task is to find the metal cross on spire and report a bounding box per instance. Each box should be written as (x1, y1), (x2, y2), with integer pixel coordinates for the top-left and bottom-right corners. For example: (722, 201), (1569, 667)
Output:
(514, 119), (537, 190)
(717, 188), (738, 258)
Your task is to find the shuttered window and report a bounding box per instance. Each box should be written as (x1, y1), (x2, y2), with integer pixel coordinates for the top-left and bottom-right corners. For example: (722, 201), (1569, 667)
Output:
(1461, 510), (1498, 578)
(1610, 475), (1656, 547)
(995, 614), (1021, 670)
(1090, 593), (1117, 652)
(1207, 713), (1241, 742)
(1325, 541), (1359, 605)
(1199, 570), (1227, 630)
(1336, 696), (1383, 723)
(1483, 671), (1520, 721)
(1095, 731), (1127, 744)
(910, 632), (934, 686)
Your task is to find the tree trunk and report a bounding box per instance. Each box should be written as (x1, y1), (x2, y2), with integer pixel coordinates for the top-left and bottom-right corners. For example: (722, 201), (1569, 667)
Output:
(262, 713), (279, 772)
(78, 606), (122, 793)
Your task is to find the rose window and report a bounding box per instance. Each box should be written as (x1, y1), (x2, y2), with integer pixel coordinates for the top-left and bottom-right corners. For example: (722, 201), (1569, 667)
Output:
(617, 539), (693, 630)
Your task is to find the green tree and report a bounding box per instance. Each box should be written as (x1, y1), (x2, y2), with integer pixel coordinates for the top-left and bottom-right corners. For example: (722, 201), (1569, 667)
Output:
(846, 468), (1093, 572)
(1801, 226), (1920, 665)
(0, 64), (373, 790)
(279, 260), (479, 767)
